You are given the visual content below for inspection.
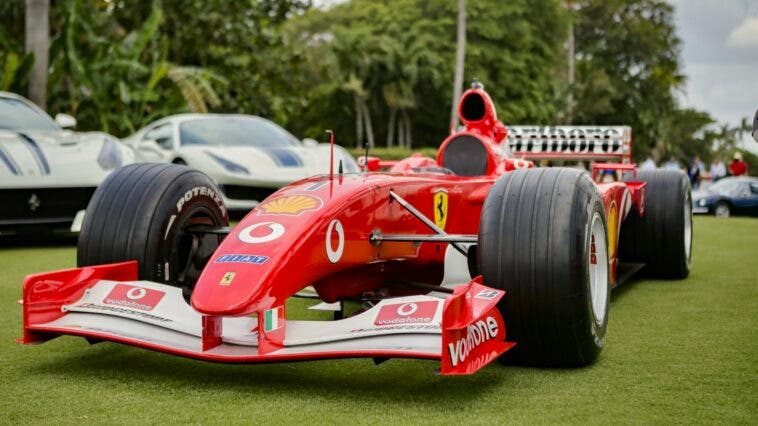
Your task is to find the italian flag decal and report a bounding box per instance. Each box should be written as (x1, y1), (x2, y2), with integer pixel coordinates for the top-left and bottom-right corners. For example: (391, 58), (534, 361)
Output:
(264, 306), (284, 332)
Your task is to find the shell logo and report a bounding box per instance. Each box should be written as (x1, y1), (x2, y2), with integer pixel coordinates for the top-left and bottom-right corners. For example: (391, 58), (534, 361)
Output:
(256, 194), (324, 216)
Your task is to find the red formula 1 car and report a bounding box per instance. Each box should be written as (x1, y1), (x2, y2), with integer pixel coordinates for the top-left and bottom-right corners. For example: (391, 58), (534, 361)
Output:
(19, 84), (692, 374)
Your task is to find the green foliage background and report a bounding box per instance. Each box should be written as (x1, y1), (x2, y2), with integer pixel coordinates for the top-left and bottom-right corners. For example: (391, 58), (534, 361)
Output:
(0, 0), (753, 167)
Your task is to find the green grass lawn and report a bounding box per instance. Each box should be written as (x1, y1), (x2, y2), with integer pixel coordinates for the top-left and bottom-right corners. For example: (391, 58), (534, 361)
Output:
(1, 216), (756, 424)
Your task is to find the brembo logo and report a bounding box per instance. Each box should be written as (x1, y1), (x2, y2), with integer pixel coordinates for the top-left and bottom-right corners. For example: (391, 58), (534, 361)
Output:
(373, 301), (438, 326)
(103, 284), (165, 311)
(447, 316), (499, 367)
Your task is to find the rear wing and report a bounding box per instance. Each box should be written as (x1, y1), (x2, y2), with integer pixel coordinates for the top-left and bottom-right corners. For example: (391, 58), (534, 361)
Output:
(506, 126), (632, 163)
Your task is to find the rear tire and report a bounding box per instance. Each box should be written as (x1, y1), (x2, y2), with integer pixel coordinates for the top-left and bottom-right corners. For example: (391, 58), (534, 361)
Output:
(618, 169), (691, 278)
(77, 163), (228, 297)
(478, 168), (609, 366)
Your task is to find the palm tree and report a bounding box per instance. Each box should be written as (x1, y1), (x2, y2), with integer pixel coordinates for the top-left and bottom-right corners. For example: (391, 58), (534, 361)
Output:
(49, 0), (225, 135)
(25, 0), (49, 108)
(449, 0), (466, 133)
(382, 28), (442, 149)
(566, 0), (576, 124)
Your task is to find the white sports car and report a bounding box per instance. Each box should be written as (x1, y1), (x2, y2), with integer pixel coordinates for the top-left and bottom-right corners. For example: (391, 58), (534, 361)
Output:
(0, 92), (134, 236)
(122, 114), (359, 212)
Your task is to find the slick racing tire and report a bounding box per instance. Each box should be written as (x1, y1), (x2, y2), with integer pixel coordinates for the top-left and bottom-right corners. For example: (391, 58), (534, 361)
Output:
(478, 168), (609, 367)
(618, 169), (692, 279)
(77, 163), (229, 298)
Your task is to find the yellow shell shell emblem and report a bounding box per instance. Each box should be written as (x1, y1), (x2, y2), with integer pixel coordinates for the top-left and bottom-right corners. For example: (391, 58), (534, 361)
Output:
(257, 194), (324, 216)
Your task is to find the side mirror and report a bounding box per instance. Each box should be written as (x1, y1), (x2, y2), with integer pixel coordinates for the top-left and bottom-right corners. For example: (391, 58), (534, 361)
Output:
(752, 109), (757, 143)
(357, 155), (382, 172)
(55, 113), (77, 129)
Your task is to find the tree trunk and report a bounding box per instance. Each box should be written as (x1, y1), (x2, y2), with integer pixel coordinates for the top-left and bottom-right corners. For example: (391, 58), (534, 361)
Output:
(449, 0), (466, 133)
(386, 108), (397, 148)
(566, 1), (575, 125)
(355, 94), (363, 148)
(25, 0), (49, 109)
(360, 99), (375, 148)
(396, 112), (405, 149)
(403, 110), (412, 149)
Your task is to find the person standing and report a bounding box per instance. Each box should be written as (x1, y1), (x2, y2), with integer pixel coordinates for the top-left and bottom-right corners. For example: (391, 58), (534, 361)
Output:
(688, 155), (705, 188)
(640, 156), (656, 170)
(709, 158), (726, 181)
(728, 152), (748, 176)
(663, 157), (680, 171)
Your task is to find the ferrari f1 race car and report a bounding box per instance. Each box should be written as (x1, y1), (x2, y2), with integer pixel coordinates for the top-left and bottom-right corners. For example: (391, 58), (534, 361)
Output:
(19, 84), (692, 375)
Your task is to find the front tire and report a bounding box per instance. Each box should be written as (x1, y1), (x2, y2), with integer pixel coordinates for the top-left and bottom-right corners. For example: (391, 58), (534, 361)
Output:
(77, 163), (229, 298)
(478, 168), (609, 366)
(714, 202), (730, 218)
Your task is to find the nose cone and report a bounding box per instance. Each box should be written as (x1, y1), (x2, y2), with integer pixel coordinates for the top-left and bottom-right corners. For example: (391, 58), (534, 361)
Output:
(189, 192), (331, 316)
(190, 228), (278, 316)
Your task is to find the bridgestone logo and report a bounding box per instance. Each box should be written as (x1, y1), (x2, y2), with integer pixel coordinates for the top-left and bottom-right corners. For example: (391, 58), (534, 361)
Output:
(447, 316), (499, 367)
(176, 186), (226, 217)
(77, 303), (172, 323)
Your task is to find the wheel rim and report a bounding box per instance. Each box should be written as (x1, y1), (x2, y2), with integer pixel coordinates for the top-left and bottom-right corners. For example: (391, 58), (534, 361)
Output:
(715, 203), (729, 218)
(684, 192), (692, 261)
(168, 207), (224, 298)
(589, 212), (609, 324)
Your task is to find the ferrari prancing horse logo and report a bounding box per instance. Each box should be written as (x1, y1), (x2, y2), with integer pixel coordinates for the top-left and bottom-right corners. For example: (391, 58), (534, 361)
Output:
(433, 189), (448, 230)
(219, 272), (236, 286)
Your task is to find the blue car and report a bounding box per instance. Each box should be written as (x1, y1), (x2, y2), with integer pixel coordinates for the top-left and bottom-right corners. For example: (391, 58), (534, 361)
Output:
(692, 177), (758, 217)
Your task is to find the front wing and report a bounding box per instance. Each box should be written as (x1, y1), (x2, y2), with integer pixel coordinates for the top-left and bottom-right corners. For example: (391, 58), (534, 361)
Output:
(19, 262), (514, 375)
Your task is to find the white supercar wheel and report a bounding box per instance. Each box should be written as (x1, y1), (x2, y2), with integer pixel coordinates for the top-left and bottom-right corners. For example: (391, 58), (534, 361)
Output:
(714, 202), (730, 218)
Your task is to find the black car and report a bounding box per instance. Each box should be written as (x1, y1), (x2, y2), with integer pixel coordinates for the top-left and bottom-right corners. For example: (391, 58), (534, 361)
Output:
(692, 177), (758, 217)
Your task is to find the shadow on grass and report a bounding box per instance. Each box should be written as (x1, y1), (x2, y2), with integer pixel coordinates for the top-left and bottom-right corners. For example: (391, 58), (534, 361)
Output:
(25, 340), (516, 406)
(0, 234), (78, 248)
(611, 272), (689, 304)
(610, 277), (644, 303)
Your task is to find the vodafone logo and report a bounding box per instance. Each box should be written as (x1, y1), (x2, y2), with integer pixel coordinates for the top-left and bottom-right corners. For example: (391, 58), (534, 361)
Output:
(396, 303), (418, 316)
(126, 287), (147, 300)
(447, 316), (500, 368)
(374, 301), (438, 326)
(103, 284), (165, 311)
(238, 222), (285, 244)
(325, 219), (344, 263)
